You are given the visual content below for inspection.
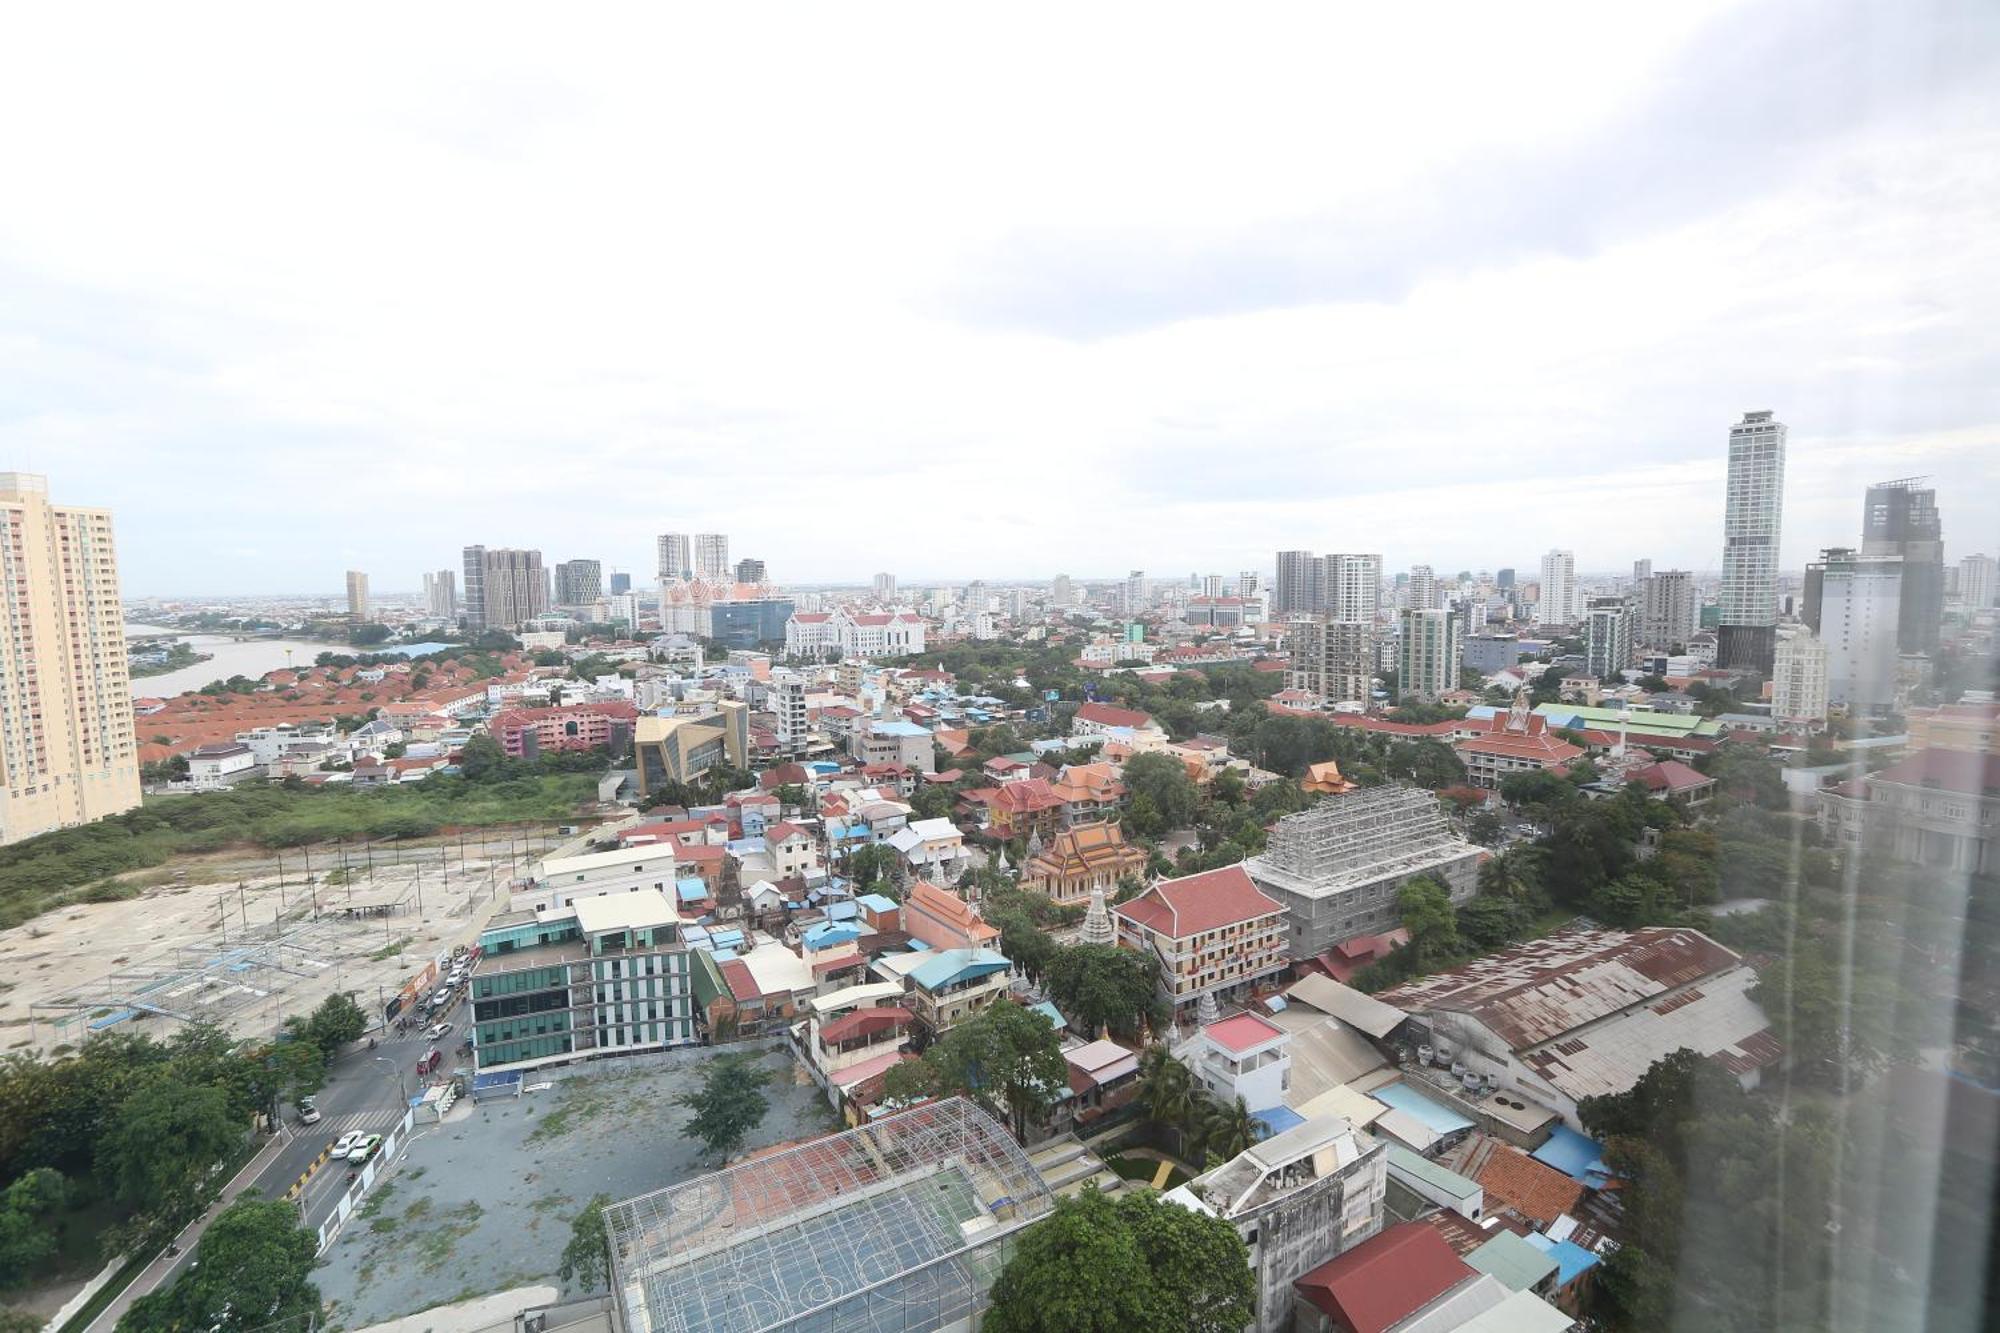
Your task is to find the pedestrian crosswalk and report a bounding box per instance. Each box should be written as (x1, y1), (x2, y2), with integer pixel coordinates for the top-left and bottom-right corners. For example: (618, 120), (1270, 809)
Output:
(308, 1110), (393, 1142)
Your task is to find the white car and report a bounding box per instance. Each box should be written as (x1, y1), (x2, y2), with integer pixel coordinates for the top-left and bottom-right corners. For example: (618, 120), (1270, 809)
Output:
(345, 1134), (383, 1164)
(331, 1131), (365, 1157)
(424, 1022), (453, 1041)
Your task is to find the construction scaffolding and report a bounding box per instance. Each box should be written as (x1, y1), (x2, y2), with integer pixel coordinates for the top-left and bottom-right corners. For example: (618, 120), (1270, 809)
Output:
(1244, 785), (1484, 958)
(605, 1097), (1054, 1333)
(1251, 785), (1465, 896)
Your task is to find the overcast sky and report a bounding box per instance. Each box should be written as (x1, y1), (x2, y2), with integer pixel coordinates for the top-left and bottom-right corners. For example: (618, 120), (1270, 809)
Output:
(3, 1), (1996, 596)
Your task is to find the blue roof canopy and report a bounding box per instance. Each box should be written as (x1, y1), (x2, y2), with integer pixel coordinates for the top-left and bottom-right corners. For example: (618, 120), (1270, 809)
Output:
(1524, 1233), (1603, 1286)
(910, 947), (1009, 990)
(1530, 1124), (1612, 1186)
(1370, 1082), (1476, 1136)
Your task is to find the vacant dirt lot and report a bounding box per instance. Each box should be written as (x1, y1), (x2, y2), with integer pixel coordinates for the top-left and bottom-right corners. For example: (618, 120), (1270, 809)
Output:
(314, 1044), (837, 1329)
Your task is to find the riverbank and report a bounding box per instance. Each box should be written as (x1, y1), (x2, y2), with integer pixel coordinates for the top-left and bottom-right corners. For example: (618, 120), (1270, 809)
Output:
(129, 640), (214, 679)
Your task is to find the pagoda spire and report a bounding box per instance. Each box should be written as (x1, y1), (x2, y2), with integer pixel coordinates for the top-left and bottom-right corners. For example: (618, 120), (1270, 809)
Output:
(1080, 883), (1115, 947)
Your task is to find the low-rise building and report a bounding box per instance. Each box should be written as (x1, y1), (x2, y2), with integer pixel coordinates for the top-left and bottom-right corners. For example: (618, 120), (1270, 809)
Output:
(1454, 698), (1586, 789)
(886, 817), (969, 882)
(186, 742), (258, 790)
(633, 702), (749, 794)
(519, 845), (680, 916)
(904, 947), (1012, 1034)
(469, 889), (696, 1071)
(1178, 1011), (1292, 1111)
(1166, 1114), (1389, 1333)
(1021, 822), (1147, 905)
(1071, 701), (1166, 743)
(902, 879), (1000, 952)
(1819, 748), (2000, 876)
(1245, 786), (1481, 960)
(1115, 865), (1289, 1019)
(489, 701), (637, 758)
(1377, 924), (1782, 1127)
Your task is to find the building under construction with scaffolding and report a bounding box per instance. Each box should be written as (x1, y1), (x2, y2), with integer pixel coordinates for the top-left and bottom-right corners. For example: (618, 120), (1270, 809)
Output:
(603, 1097), (1054, 1333)
(1244, 784), (1481, 959)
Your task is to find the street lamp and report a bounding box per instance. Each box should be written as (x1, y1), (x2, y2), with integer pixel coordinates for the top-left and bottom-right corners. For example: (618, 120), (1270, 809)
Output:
(372, 1055), (409, 1106)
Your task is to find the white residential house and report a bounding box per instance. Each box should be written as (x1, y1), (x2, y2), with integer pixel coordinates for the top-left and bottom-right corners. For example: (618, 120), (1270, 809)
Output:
(186, 743), (258, 790)
(887, 818), (969, 882)
(1177, 1012), (1293, 1111)
(764, 822), (822, 879)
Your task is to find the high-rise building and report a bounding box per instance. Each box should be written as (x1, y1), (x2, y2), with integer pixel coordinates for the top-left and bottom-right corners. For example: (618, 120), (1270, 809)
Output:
(1718, 410), (1787, 672)
(1325, 553), (1382, 623)
(1534, 549), (1577, 627)
(735, 558), (767, 585)
(1049, 574), (1070, 606)
(1274, 550), (1320, 616)
(1585, 597), (1634, 679)
(1772, 630), (1830, 729)
(609, 571), (632, 596)
(1861, 478), (1944, 655)
(872, 572), (898, 602)
(554, 559), (603, 606)
(1640, 569), (1696, 648)
(1633, 558), (1652, 584)
(693, 534), (730, 582)
(1959, 554), (1997, 610)
(422, 569), (457, 619)
(769, 671), (809, 758)
(657, 534), (692, 586)
(1125, 571), (1146, 615)
(1237, 570), (1259, 598)
(608, 591), (640, 628)
(461, 546), (547, 630)
(1397, 607), (1461, 702)
(0, 473), (141, 845)
(1496, 567), (1515, 591)
(1406, 565), (1437, 612)
(1286, 619), (1376, 705)
(1202, 573), (1225, 599)
(1806, 547), (1902, 710)
(345, 570), (369, 621)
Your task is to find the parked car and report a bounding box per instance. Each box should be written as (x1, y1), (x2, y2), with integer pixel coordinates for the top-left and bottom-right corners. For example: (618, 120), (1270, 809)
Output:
(296, 1098), (322, 1125)
(345, 1133), (383, 1164)
(418, 1048), (442, 1075)
(424, 1021), (453, 1040)
(331, 1131), (365, 1157)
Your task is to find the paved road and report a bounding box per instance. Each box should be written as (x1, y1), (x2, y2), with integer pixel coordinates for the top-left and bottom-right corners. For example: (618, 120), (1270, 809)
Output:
(284, 996), (473, 1231)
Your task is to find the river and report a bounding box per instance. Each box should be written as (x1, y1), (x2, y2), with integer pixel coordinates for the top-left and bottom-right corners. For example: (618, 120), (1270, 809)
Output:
(124, 625), (332, 699)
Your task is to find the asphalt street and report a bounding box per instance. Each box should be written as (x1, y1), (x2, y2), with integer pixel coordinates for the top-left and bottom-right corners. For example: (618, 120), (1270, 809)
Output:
(269, 990), (472, 1232)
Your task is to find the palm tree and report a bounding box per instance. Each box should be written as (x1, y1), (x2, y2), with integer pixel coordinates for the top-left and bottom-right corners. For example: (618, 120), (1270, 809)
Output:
(1199, 1095), (1262, 1166)
(1137, 1046), (1200, 1155)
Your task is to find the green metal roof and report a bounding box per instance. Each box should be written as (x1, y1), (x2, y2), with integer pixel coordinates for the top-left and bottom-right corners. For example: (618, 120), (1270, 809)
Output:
(1387, 1144), (1480, 1200)
(1467, 1230), (1561, 1293)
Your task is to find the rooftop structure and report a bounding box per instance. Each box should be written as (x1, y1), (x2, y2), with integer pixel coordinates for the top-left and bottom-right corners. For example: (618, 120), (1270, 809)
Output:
(1378, 925), (1781, 1124)
(1245, 786), (1482, 958)
(604, 1098), (1051, 1333)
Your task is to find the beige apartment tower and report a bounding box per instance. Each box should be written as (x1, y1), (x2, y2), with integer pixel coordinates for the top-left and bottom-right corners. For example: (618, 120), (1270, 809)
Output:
(0, 473), (142, 845)
(346, 569), (370, 620)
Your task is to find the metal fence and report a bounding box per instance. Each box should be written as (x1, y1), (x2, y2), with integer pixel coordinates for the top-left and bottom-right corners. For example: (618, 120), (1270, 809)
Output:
(315, 1105), (418, 1255)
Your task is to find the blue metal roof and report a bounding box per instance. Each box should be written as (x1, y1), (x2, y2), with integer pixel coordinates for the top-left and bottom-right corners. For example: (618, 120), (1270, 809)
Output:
(909, 948), (1009, 990)
(1250, 1105), (1306, 1137)
(802, 922), (863, 951)
(1030, 1000), (1068, 1031)
(825, 901), (860, 922)
(869, 720), (931, 737)
(471, 1070), (523, 1091)
(1530, 1124), (1612, 1186)
(856, 893), (898, 913)
(1370, 1082), (1476, 1136)
(676, 881), (709, 902)
(1523, 1233), (1602, 1286)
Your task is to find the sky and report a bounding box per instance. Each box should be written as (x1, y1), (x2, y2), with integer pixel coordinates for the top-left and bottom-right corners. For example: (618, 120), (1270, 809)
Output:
(2, 1), (1996, 596)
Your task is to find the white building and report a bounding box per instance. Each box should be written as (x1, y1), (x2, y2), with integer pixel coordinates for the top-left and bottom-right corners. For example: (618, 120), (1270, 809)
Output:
(1812, 547), (1903, 710)
(186, 743), (258, 790)
(1397, 607), (1460, 702)
(1959, 553), (1997, 610)
(518, 846), (679, 916)
(1772, 629), (1830, 729)
(1585, 597), (1634, 679)
(1406, 565), (1438, 612)
(1177, 1011), (1292, 1112)
(1533, 549), (1578, 627)
(1718, 410), (1787, 671)
(1325, 553), (1382, 623)
(693, 533), (730, 582)
(837, 609), (926, 658)
(768, 672), (809, 756)
(1641, 569), (1696, 648)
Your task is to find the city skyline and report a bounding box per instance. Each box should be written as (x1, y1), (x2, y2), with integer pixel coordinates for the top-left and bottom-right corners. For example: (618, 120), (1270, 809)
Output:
(4, 3), (1994, 595)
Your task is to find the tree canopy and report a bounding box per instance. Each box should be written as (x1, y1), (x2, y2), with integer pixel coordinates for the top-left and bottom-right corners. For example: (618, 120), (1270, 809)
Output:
(674, 1055), (771, 1163)
(983, 1188), (1253, 1333)
(882, 1001), (1066, 1141)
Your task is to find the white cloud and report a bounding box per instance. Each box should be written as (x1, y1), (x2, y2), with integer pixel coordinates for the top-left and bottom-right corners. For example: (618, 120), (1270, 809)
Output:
(1, 0), (1995, 593)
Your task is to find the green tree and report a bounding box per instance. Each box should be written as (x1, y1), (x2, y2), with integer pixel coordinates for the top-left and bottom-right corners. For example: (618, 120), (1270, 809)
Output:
(1197, 1094), (1261, 1164)
(1121, 753), (1200, 831)
(117, 1197), (319, 1333)
(457, 732), (508, 782)
(1116, 1189), (1257, 1333)
(294, 991), (367, 1062)
(883, 1002), (1066, 1141)
(0, 1168), (66, 1287)
(1045, 945), (1157, 1042)
(1135, 1046), (1200, 1156)
(558, 1193), (613, 1291)
(844, 843), (901, 897)
(674, 1055), (771, 1163)
(772, 782), (811, 810)
(910, 782), (956, 821)
(983, 1189), (1157, 1333)
(1396, 876), (1462, 969)
(99, 1078), (241, 1212)
(270, 1037), (330, 1106)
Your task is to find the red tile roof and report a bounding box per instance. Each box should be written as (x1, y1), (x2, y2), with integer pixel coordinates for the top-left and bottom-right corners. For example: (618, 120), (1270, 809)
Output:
(1075, 701), (1156, 730)
(817, 1006), (911, 1045)
(1204, 1012), (1284, 1054)
(719, 960), (762, 1002)
(1867, 748), (2000, 796)
(1475, 1145), (1586, 1227)
(1294, 1223), (1474, 1333)
(1635, 759), (1713, 792)
(1114, 865), (1284, 938)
